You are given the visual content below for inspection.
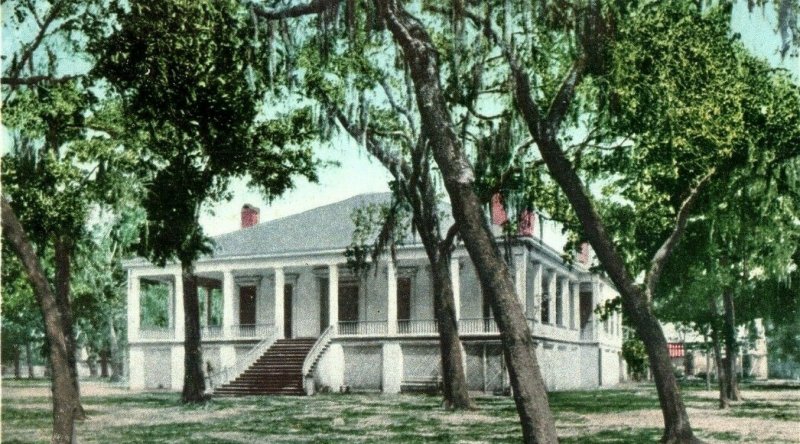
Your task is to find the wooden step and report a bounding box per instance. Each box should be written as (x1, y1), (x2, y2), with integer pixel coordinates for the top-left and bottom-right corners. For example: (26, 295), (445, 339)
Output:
(213, 337), (317, 397)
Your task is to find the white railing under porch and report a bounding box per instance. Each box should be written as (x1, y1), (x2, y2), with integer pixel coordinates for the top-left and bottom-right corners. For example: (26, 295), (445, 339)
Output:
(338, 320), (388, 336)
(398, 319), (439, 335)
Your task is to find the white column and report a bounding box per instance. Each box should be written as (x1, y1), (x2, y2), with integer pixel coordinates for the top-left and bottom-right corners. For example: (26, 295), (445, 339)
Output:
(450, 259), (461, 321)
(274, 267), (285, 339)
(547, 271), (557, 324)
(173, 273), (185, 340)
(200, 287), (208, 328)
(170, 345), (184, 390)
(591, 280), (601, 340)
(167, 280), (175, 329)
(530, 263), (542, 322)
(222, 270), (235, 338)
(328, 264), (339, 331)
(127, 270), (140, 342)
(128, 346), (144, 390)
(559, 278), (569, 327)
(386, 260), (397, 335)
(570, 282), (580, 330)
(514, 253), (526, 308)
(382, 342), (403, 394)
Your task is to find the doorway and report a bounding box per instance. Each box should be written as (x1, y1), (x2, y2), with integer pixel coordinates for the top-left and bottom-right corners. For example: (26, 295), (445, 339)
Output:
(284, 284), (293, 338)
(239, 286), (256, 326)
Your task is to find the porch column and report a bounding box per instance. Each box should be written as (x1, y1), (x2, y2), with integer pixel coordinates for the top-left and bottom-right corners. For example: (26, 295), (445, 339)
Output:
(547, 270), (557, 324)
(274, 267), (285, 339)
(170, 345), (184, 390)
(591, 280), (601, 340)
(530, 263), (542, 323)
(173, 273), (185, 340)
(386, 259), (397, 335)
(450, 259), (461, 321)
(570, 282), (580, 330)
(382, 342), (403, 394)
(167, 280), (175, 330)
(127, 270), (140, 342)
(222, 270), (235, 338)
(200, 287), (209, 327)
(559, 277), (569, 327)
(328, 264), (339, 331)
(129, 346), (144, 390)
(514, 252), (526, 308)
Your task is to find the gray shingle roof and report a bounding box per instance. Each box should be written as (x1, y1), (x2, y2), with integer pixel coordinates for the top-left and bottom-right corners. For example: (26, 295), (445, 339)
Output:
(209, 192), (396, 259)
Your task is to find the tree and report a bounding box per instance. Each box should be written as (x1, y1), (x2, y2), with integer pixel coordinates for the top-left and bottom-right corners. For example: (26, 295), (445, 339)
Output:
(95, 0), (318, 403)
(249, 1), (557, 438)
(2, 1), (134, 439)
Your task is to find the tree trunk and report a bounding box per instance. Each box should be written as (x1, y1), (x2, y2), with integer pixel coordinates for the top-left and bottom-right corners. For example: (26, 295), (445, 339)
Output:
(711, 326), (728, 409)
(181, 266), (207, 403)
(108, 314), (124, 382)
(721, 288), (741, 401)
(14, 346), (22, 379)
(99, 350), (109, 378)
(54, 237), (86, 420)
(2, 196), (79, 444)
(26, 341), (35, 378)
(377, 3), (557, 441)
(502, 30), (699, 444)
(703, 335), (710, 391)
(431, 253), (475, 409)
(87, 352), (98, 377)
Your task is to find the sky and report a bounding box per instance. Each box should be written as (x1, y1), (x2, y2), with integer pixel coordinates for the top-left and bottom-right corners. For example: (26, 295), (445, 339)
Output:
(200, 2), (800, 237)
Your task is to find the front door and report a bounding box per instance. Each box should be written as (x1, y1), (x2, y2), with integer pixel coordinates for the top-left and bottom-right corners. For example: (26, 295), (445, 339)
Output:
(319, 278), (329, 334)
(579, 291), (592, 330)
(284, 284), (293, 338)
(239, 286), (256, 325)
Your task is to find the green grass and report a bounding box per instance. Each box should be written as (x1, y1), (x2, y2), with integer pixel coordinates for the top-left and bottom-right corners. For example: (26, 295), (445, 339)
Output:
(2, 380), (798, 443)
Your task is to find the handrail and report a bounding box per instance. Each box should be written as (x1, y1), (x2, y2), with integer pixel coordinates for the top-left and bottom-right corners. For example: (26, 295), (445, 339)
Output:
(208, 322), (276, 391)
(302, 325), (334, 378)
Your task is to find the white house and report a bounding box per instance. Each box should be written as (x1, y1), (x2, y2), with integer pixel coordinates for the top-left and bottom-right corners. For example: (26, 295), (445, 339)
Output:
(124, 193), (624, 395)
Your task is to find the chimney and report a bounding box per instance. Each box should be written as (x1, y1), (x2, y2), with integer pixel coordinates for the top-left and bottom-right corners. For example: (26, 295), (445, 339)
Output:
(491, 193), (508, 225)
(579, 242), (591, 265)
(241, 204), (260, 229)
(518, 210), (536, 237)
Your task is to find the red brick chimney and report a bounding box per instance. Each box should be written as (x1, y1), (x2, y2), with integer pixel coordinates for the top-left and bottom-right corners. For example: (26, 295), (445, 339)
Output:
(491, 193), (508, 225)
(518, 210), (536, 237)
(241, 204), (260, 229)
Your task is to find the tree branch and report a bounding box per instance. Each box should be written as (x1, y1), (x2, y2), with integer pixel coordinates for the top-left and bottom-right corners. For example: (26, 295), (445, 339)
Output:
(546, 61), (585, 130)
(645, 168), (716, 298)
(2, 74), (79, 88)
(378, 76), (417, 138)
(249, 0), (340, 20)
(5, 0), (67, 81)
(440, 223), (460, 253)
(319, 94), (414, 181)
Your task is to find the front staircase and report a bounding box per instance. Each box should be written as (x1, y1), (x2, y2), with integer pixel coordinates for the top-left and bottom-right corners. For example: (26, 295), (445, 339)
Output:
(214, 338), (316, 396)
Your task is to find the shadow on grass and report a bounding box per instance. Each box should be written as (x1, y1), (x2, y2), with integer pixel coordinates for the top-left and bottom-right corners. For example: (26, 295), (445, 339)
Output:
(548, 389), (660, 414)
(561, 427), (663, 443)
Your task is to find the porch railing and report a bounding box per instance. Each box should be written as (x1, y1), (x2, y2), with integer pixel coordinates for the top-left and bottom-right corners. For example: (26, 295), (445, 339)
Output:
(459, 318), (499, 334)
(398, 319), (439, 335)
(229, 323), (271, 339)
(338, 320), (388, 336)
(200, 326), (224, 340)
(138, 327), (174, 341)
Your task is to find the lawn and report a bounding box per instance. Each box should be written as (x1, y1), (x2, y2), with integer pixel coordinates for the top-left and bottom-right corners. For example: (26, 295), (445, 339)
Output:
(2, 379), (798, 443)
